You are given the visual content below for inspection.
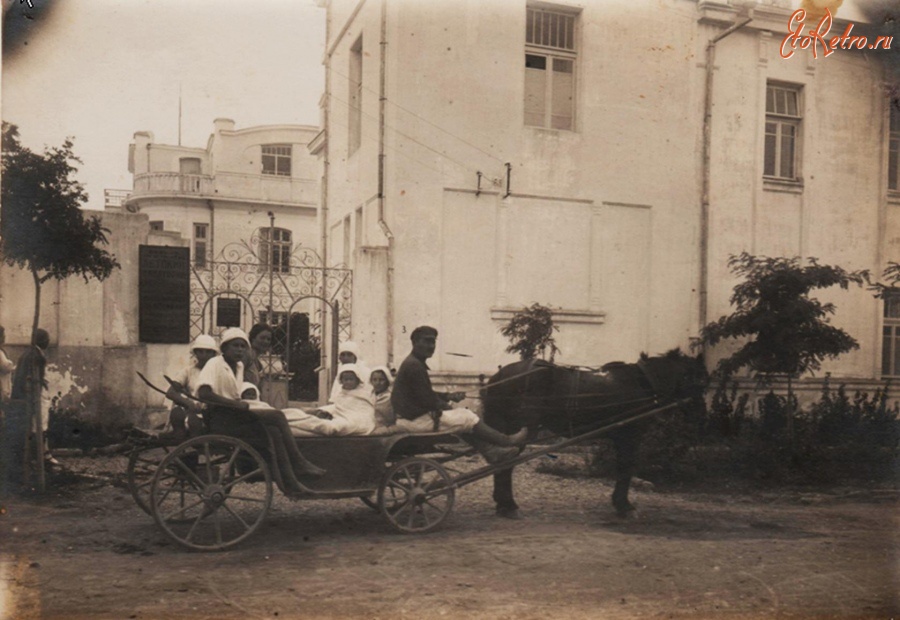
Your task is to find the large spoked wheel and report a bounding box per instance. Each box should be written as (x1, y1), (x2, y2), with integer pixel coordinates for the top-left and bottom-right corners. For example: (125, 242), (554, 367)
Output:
(128, 444), (173, 515)
(150, 435), (272, 551)
(378, 457), (455, 534)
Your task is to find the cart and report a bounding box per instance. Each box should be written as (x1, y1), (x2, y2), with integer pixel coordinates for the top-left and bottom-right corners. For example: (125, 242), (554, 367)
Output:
(129, 373), (685, 551)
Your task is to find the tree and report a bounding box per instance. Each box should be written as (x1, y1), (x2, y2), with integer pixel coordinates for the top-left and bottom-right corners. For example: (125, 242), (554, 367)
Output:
(500, 303), (561, 362)
(867, 261), (900, 298)
(700, 253), (867, 441)
(1, 122), (120, 335)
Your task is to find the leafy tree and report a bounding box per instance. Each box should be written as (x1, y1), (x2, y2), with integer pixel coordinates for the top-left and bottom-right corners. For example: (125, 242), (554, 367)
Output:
(700, 253), (867, 441)
(500, 303), (561, 362)
(1, 122), (120, 335)
(867, 261), (900, 298)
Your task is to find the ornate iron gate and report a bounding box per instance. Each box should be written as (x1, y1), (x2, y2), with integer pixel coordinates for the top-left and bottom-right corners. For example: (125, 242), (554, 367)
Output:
(189, 233), (351, 402)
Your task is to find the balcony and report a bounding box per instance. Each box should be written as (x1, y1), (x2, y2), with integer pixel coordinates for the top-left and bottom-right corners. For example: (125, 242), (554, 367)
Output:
(131, 172), (317, 206)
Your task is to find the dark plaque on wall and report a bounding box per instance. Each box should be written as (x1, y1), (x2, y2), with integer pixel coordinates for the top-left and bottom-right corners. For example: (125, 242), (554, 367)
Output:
(139, 245), (191, 343)
(216, 298), (241, 328)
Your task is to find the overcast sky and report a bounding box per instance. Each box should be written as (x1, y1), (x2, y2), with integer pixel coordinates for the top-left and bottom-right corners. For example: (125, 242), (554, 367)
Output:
(1, 0), (893, 212)
(2, 0), (326, 210)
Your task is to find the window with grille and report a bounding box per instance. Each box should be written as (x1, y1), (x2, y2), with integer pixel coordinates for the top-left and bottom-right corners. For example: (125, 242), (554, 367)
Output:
(193, 223), (208, 268)
(261, 144), (292, 176)
(349, 35), (363, 155)
(524, 5), (578, 131)
(889, 99), (900, 192)
(883, 293), (900, 376)
(764, 83), (802, 181)
(259, 227), (292, 274)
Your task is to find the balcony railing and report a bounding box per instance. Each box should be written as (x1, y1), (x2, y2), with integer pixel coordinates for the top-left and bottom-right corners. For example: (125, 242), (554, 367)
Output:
(133, 173), (213, 196)
(131, 172), (317, 205)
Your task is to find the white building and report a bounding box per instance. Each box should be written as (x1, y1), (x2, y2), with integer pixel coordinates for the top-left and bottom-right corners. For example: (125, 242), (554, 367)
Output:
(316, 0), (899, 397)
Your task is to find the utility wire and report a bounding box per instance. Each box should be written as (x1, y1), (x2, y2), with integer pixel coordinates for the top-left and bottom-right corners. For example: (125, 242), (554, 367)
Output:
(327, 90), (505, 183)
(330, 65), (508, 167)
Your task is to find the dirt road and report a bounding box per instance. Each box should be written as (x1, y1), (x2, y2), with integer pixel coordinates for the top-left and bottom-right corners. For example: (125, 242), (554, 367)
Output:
(1, 454), (897, 619)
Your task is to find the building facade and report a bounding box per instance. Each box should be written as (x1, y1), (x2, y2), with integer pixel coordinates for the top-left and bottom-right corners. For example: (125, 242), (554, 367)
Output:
(317, 0), (898, 396)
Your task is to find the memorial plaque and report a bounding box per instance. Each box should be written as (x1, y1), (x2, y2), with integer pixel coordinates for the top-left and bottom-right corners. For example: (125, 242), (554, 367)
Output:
(139, 245), (190, 343)
(216, 297), (242, 327)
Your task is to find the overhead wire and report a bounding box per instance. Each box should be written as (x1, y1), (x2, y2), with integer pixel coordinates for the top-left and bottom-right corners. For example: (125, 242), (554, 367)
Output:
(329, 65), (508, 167)
(327, 90), (504, 183)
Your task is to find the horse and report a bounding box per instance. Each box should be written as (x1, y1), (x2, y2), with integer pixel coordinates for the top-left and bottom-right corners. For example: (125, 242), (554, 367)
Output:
(481, 349), (707, 518)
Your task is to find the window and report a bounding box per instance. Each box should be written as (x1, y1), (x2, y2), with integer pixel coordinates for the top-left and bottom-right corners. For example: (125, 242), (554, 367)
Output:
(193, 223), (208, 268)
(524, 6), (577, 130)
(261, 145), (292, 176)
(149, 221), (164, 232)
(764, 83), (802, 181)
(342, 216), (351, 265)
(179, 157), (201, 175)
(889, 99), (900, 192)
(883, 294), (900, 376)
(259, 227), (292, 273)
(349, 35), (363, 155)
(354, 206), (363, 250)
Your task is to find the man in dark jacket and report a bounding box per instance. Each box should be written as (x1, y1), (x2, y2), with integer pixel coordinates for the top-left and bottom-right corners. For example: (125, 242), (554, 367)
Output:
(391, 326), (526, 461)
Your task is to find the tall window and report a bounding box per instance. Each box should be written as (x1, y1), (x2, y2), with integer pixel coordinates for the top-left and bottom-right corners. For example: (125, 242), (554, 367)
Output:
(259, 227), (292, 273)
(883, 294), (900, 376)
(524, 5), (577, 131)
(261, 144), (292, 176)
(889, 99), (900, 192)
(764, 83), (802, 181)
(193, 223), (208, 268)
(349, 35), (363, 155)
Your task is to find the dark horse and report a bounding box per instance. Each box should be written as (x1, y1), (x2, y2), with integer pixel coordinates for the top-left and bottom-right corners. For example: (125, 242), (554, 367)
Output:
(482, 349), (707, 518)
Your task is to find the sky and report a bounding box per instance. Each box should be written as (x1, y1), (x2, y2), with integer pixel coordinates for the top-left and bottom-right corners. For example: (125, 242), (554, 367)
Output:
(2, 0), (326, 210)
(1, 0), (896, 212)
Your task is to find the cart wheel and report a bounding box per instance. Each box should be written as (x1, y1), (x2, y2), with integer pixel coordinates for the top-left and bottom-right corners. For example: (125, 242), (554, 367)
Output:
(378, 457), (455, 534)
(127, 444), (172, 515)
(150, 435), (272, 551)
(359, 494), (379, 511)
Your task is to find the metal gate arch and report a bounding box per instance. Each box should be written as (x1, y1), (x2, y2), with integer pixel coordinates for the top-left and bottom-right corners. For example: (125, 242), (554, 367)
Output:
(189, 233), (351, 401)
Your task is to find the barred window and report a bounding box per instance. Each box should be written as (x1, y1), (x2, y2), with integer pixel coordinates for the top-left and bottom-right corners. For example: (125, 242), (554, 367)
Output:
(883, 294), (900, 376)
(524, 5), (577, 131)
(261, 144), (291, 176)
(764, 84), (802, 181)
(259, 227), (292, 274)
(193, 223), (208, 268)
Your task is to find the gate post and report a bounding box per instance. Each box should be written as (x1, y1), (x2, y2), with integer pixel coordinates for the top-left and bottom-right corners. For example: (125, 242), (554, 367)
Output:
(331, 300), (340, 382)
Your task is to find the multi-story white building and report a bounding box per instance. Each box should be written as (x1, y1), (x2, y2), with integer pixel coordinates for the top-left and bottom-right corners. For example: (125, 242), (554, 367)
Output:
(317, 0), (898, 397)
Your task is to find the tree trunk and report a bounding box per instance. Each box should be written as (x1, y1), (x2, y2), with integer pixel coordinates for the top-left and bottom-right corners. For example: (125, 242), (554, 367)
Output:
(30, 267), (46, 492)
(31, 267), (41, 338)
(786, 374), (795, 456)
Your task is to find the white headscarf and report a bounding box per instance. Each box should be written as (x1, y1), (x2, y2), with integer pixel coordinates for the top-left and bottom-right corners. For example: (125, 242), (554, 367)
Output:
(369, 365), (393, 388)
(220, 327), (250, 349)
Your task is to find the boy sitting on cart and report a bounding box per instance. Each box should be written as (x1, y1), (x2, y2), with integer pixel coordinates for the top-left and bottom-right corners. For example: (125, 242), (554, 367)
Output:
(197, 327), (326, 492)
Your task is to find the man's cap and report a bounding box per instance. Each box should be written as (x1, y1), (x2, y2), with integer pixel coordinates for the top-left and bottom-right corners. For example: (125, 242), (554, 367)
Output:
(410, 325), (438, 342)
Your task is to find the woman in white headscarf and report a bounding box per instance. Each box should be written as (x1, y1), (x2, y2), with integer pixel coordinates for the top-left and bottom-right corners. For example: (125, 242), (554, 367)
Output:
(328, 341), (370, 403)
(368, 365), (395, 429)
(315, 364), (377, 436)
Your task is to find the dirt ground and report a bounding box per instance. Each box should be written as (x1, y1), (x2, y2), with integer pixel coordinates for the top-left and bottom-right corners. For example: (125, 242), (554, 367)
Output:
(1, 452), (897, 620)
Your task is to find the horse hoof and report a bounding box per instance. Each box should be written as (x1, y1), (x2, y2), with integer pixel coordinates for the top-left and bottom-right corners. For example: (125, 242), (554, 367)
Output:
(496, 507), (523, 520)
(612, 495), (637, 518)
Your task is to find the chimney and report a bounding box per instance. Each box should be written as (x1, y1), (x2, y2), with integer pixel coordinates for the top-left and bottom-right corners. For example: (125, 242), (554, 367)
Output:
(213, 118), (235, 132)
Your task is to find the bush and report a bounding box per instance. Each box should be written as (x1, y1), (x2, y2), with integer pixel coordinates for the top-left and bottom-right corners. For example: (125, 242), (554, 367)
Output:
(588, 377), (899, 486)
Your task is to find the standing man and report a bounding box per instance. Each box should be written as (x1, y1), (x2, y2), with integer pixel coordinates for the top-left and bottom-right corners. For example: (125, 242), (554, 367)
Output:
(11, 329), (57, 466)
(391, 326), (527, 462)
(0, 326), (14, 411)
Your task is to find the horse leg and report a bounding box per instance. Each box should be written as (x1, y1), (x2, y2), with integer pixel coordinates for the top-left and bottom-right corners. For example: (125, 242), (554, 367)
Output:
(610, 425), (640, 517)
(492, 468), (521, 518)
